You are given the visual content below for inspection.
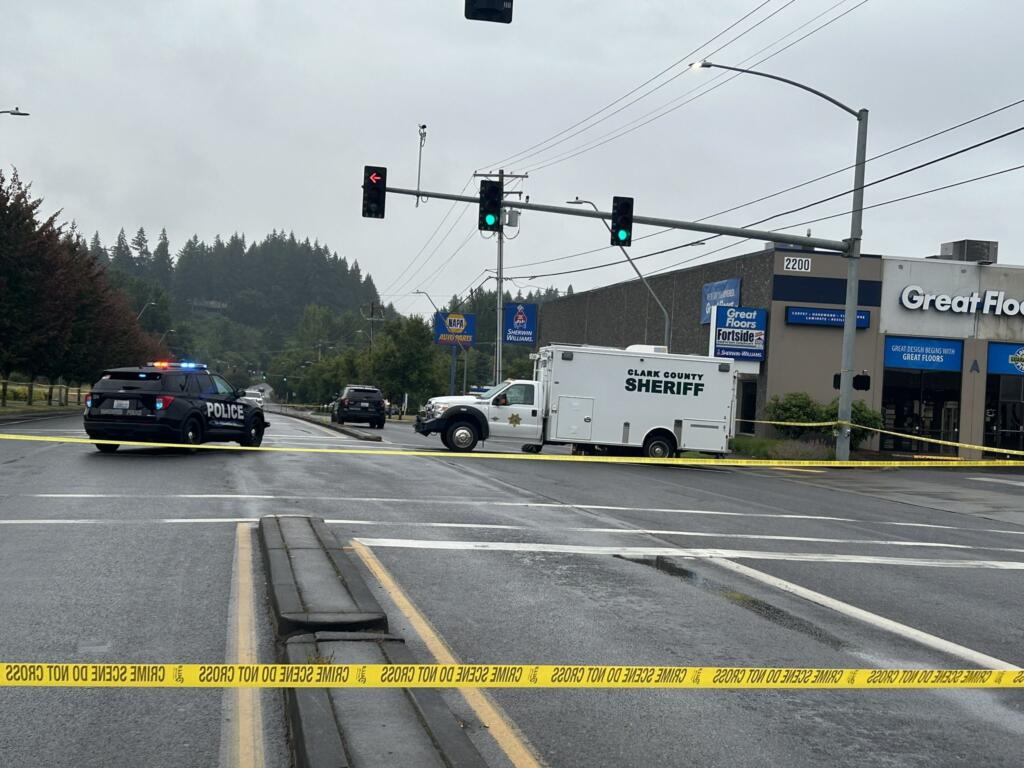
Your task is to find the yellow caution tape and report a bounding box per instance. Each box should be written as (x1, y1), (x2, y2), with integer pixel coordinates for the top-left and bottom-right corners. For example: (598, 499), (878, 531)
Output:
(2, 431), (1024, 468)
(1, 663), (1022, 689)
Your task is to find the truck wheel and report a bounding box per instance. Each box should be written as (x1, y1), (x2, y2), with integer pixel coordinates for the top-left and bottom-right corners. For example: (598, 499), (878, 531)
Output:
(521, 444), (542, 454)
(440, 432), (452, 450)
(642, 432), (676, 460)
(445, 421), (478, 452)
(95, 442), (119, 453)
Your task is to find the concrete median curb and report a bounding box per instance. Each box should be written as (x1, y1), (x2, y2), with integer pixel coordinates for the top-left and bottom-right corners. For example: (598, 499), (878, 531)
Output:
(259, 516), (387, 636)
(267, 405), (383, 442)
(0, 407), (83, 423)
(283, 632), (488, 768)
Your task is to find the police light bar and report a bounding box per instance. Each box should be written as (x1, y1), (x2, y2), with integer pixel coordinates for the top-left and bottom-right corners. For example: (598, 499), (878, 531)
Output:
(146, 361), (207, 370)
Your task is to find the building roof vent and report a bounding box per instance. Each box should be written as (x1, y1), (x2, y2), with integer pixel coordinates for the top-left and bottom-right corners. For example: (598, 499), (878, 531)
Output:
(936, 239), (998, 264)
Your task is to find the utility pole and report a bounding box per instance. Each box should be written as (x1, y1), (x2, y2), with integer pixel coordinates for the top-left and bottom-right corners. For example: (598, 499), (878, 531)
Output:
(359, 302), (386, 380)
(472, 169), (527, 383)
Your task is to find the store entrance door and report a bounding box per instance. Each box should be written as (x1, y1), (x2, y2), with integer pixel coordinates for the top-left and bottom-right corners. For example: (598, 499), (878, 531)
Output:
(736, 379), (757, 435)
(985, 375), (1024, 453)
(881, 369), (962, 454)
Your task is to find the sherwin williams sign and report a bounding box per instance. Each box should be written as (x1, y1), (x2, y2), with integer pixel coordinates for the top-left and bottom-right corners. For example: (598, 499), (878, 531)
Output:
(701, 278), (741, 324)
(433, 312), (476, 347)
(713, 306), (766, 361)
(883, 336), (962, 372)
(503, 303), (537, 345)
(987, 342), (1024, 375)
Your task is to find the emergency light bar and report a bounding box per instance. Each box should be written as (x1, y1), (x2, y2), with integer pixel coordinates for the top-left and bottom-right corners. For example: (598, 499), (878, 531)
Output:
(146, 361), (207, 370)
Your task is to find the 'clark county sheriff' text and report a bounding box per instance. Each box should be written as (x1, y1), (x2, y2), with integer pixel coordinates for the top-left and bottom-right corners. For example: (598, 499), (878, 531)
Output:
(624, 369), (705, 396)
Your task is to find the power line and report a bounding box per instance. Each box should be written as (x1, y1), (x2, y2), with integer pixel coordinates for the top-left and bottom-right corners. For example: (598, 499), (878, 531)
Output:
(484, 0), (801, 170)
(508, 146), (1024, 282)
(521, 0), (870, 174)
(503, 94), (1024, 273)
(481, 0), (776, 170)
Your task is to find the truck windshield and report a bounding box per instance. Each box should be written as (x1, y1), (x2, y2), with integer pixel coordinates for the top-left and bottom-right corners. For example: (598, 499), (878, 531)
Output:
(475, 383), (510, 400)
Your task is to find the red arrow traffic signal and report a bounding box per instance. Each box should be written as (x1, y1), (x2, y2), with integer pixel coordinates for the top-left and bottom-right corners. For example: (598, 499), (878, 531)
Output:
(362, 166), (387, 219)
(369, 172), (381, 184)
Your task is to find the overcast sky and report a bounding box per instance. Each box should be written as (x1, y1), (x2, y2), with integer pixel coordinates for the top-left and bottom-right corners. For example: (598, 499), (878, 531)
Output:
(4, 1), (1023, 317)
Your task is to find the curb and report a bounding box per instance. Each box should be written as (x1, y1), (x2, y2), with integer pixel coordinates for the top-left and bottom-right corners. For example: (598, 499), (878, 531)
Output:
(283, 632), (488, 768)
(259, 516), (387, 636)
(268, 406), (382, 442)
(0, 407), (83, 423)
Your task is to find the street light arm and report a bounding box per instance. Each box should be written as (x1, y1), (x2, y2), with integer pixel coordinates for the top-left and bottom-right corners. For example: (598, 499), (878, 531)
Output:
(699, 61), (860, 118)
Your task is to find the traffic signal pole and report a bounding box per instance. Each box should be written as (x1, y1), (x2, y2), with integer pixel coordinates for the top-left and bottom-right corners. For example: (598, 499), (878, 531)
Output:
(384, 184), (847, 251)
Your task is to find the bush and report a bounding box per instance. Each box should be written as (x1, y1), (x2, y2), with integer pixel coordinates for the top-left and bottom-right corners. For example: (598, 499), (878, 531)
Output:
(763, 392), (825, 438)
(821, 398), (884, 450)
(729, 435), (833, 460)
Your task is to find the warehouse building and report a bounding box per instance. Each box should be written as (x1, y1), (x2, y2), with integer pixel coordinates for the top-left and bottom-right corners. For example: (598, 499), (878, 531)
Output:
(537, 239), (1023, 456)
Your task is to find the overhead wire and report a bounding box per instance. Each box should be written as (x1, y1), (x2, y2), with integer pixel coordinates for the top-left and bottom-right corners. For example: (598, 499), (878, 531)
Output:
(481, 0), (777, 170)
(520, 0), (870, 174)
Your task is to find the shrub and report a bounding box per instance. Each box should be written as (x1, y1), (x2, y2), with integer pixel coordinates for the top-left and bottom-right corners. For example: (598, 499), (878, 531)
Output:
(822, 398), (884, 450)
(729, 435), (833, 460)
(763, 392), (825, 438)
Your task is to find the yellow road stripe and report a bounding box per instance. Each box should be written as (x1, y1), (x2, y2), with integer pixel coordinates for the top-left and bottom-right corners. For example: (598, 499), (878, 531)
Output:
(3, 431), (1024, 468)
(350, 540), (545, 768)
(232, 523), (264, 768)
(1, 662), (1021, 689)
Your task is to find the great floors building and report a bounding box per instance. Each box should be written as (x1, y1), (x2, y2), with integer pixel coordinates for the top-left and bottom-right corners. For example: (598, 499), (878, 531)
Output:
(537, 240), (1024, 456)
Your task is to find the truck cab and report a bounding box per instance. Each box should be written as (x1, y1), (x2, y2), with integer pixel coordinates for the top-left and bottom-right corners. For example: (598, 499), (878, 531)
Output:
(414, 379), (543, 451)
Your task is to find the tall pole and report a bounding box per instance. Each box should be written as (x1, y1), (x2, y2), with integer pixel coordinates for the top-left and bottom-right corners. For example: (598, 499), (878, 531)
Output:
(836, 108), (870, 461)
(495, 168), (504, 384)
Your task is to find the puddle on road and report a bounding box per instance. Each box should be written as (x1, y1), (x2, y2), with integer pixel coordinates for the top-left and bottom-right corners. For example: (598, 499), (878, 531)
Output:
(620, 555), (848, 651)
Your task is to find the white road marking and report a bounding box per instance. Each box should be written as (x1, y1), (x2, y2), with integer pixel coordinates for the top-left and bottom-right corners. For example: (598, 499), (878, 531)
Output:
(711, 558), (1020, 670)
(354, 537), (1024, 570)
(969, 476), (1024, 489)
(24, 494), (1024, 537)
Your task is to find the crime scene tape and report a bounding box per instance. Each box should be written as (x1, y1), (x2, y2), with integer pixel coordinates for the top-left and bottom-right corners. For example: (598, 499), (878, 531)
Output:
(2, 663), (1023, 689)
(2, 431), (1024, 469)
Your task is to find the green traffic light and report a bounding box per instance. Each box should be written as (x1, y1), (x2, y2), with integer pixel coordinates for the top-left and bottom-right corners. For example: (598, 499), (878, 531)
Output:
(617, 229), (629, 242)
(485, 213), (497, 226)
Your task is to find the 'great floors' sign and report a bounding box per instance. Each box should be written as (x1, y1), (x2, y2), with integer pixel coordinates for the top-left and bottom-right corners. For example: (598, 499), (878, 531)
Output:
(899, 285), (1024, 316)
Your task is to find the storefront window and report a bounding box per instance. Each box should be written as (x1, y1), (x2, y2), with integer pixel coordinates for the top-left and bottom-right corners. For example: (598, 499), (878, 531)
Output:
(880, 337), (963, 454)
(984, 342), (1024, 453)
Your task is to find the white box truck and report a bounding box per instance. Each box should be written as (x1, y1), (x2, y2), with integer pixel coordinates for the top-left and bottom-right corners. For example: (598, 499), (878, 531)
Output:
(414, 344), (737, 457)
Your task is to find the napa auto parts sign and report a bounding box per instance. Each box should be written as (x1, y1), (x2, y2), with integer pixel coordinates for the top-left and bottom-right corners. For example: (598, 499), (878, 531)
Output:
(433, 312), (476, 346)
(714, 306), (766, 361)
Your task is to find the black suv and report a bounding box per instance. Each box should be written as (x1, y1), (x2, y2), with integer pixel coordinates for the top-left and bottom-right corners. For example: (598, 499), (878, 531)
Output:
(83, 362), (269, 452)
(331, 385), (386, 429)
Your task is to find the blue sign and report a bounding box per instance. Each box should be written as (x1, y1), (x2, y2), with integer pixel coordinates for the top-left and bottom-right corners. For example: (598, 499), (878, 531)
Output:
(433, 312), (476, 347)
(701, 278), (741, 324)
(786, 306), (870, 329)
(713, 306), (766, 361)
(503, 302), (538, 345)
(987, 342), (1024, 375)
(884, 336), (962, 372)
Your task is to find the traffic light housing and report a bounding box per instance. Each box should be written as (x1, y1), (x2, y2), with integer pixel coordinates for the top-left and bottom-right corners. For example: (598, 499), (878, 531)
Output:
(362, 165), (387, 219)
(610, 196), (634, 246)
(465, 0), (513, 23)
(479, 179), (503, 232)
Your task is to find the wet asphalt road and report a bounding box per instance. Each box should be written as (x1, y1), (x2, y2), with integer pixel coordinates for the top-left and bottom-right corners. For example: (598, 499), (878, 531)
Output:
(0, 412), (1022, 767)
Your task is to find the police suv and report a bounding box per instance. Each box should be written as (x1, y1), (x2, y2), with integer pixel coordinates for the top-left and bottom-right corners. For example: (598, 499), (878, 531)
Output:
(83, 362), (269, 452)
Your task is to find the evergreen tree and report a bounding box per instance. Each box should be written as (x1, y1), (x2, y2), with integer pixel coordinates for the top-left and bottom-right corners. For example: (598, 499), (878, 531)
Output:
(131, 227), (151, 277)
(110, 228), (134, 274)
(88, 231), (108, 265)
(150, 228), (173, 289)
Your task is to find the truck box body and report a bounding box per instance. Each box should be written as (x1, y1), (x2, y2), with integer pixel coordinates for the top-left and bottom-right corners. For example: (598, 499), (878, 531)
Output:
(536, 344), (737, 453)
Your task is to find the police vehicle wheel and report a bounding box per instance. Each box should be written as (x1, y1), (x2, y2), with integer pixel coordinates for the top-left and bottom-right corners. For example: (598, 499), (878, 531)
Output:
(642, 433), (676, 460)
(521, 444), (542, 454)
(241, 418), (264, 447)
(180, 417), (203, 452)
(446, 421), (478, 452)
(95, 442), (119, 453)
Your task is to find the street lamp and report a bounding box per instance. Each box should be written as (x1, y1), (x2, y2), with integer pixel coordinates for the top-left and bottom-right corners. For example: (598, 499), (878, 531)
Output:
(695, 60), (868, 462)
(567, 198), (677, 350)
(416, 289), (467, 395)
(136, 301), (157, 321)
(0, 107), (29, 117)
(158, 329), (176, 344)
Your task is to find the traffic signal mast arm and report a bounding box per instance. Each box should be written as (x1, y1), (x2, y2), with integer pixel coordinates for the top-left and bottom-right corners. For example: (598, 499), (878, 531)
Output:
(382, 184), (846, 252)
